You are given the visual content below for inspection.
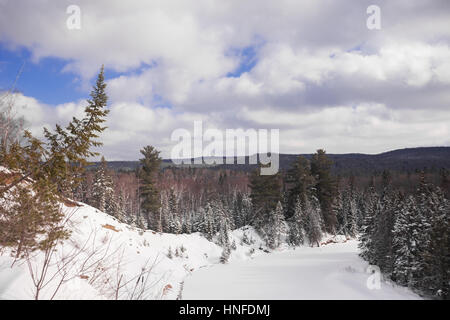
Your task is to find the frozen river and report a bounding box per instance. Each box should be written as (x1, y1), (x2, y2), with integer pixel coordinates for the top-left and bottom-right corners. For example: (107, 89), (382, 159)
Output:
(182, 240), (421, 300)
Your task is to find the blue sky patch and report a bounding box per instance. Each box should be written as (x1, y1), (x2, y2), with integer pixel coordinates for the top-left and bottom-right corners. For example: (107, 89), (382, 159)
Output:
(226, 44), (261, 78)
(0, 44), (155, 106)
(0, 45), (86, 105)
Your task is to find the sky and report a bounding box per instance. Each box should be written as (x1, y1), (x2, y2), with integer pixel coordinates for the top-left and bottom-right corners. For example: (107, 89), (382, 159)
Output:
(0, 0), (449, 160)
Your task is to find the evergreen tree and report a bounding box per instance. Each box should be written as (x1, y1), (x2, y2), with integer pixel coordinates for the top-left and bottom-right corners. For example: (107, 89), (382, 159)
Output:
(372, 172), (396, 274)
(285, 156), (314, 219)
(347, 193), (359, 237)
(249, 165), (282, 229)
(411, 173), (434, 290)
(241, 193), (253, 226)
(138, 145), (162, 230)
(423, 187), (449, 299)
(218, 216), (231, 251)
(358, 184), (378, 263)
(310, 149), (337, 234)
(91, 156), (116, 215)
(115, 191), (127, 223)
(289, 196), (304, 246)
(202, 202), (215, 241)
(334, 191), (346, 234)
(266, 201), (285, 249)
(440, 168), (450, 198)
(413, 174), (449, 298)
(231, 191), (243, 228)
(392, 194), (418, 286)
(305, 195), (322, 247)
(1, 66), (108, 257)
(166, 189), (182, 234)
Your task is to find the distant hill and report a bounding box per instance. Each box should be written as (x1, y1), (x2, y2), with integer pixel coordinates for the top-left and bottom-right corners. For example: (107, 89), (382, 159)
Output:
(91, 147), (450, 175)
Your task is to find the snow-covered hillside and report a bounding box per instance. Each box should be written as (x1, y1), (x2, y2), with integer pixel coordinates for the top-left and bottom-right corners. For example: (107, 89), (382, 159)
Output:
(0, 200), (266, 300)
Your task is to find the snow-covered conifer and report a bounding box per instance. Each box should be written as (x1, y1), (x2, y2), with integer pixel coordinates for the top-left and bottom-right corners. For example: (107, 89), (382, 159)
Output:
(289, 196), (304, 246)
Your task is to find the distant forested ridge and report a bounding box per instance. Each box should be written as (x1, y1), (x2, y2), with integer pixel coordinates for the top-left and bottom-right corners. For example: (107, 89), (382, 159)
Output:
(91, 147), (450, 175)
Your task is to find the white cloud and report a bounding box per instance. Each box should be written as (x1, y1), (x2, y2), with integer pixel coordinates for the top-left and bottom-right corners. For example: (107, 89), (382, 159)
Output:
(1, 0), (449, 159)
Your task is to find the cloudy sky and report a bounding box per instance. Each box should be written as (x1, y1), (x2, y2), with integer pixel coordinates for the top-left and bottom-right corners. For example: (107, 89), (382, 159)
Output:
(0, 0), (449, 160)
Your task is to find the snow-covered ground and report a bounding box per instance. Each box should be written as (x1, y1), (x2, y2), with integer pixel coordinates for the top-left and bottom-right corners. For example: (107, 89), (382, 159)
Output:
(0, 198), (265, 300)
(182, 240), (422, 300)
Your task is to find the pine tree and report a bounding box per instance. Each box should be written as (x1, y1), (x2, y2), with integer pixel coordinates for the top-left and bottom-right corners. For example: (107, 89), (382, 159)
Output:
(91, 156), (116, 215)
(285, 156), (314, 219)
(249, 165), (282, 230)
(1, 66), (108, 257)
(347, 194), (358, 237)
(305, 195), (322, 247)
(166, 189), (182, 234)
(310, 149), (337, 234)
(358, 184), (378, 263)
(289, 196), (304, 246)
(372, 172), (396, 274)
(413, 174), (449, 298)
(115, 191), (127, 223)
(0, 178), (68, 259)
(241, 193), (253, 226)
(334, 191), (346, 235)
(440, 168), (450, 198)
(202, 202), (215, 241)
(410, 173), (434, 291)
(231, 191), (242, 228)
(211, 199), (228, 234)
(423, 187), (449, 299)
(266, 201), (285, 249)
(192, 207), (205, 233)
(218, 216), (231, 251)
(392, 194), (418, 286)
(138, 145), (162, 230)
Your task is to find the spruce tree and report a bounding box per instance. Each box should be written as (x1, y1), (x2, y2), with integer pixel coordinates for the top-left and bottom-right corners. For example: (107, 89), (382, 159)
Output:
(266, 201), (285, 249)
(413, 174), (449, 298)
(358, 184), (378, 263)
(91, 156), (116, 215)
(372, 172), (396, 274)
(241, 193), (253, 226)
(1, 66), (109, 257)
(285, 156), (314, 219)
(411, 172), (434, 291)
(202, 202), (215, 241)
(249, 165), (281, 229)
(305, 195), (322, 247)
(310, 149), (337, 234)
(289, 196), (304, 246)
(423, 187), (449, 299)
(392, 194), (418, 286)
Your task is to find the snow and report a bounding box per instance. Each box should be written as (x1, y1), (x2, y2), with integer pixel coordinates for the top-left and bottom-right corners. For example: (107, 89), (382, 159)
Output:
(0, 200), (265, 300)
(0, 179), (421, 299)
(182, 240), (422, 300)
